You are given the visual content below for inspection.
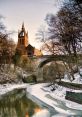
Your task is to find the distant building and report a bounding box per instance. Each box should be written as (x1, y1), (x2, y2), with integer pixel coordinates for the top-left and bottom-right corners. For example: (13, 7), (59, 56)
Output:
(16, 23), (42, 57)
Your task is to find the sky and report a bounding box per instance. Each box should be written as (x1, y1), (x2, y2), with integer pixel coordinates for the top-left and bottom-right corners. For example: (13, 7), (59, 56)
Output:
(0, 0), (62, 49)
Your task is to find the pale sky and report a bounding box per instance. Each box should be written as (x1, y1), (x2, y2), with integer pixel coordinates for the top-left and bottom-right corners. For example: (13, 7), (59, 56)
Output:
(0, 0), (62, 49)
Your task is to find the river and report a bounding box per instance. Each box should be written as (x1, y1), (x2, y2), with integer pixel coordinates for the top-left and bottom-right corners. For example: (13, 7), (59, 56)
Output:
(0, 88), (81, 117)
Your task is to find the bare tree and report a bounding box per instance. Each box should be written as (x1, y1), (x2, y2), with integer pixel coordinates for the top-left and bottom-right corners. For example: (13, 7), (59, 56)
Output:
(36, 0), (82, 81)
(46, 8), (82, 56)
(0, 16), (15, 70)
(36, 25), (64, 55)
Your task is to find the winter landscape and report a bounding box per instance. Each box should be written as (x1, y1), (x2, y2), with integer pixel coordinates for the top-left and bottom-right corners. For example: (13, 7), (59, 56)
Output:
(0, 0), (82, 117)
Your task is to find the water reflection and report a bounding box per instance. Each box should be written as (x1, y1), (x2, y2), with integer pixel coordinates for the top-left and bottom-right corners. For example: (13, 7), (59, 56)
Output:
(0, 88), (81, 117)
(0, 89), (41, 117)
(32, 108), (50, 117)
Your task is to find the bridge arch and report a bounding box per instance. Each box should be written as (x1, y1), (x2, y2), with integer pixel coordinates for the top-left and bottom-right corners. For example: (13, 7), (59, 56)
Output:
(38, 55), (77, 68)
(30, 55), (77, 82)
(38, 57), (66, 68)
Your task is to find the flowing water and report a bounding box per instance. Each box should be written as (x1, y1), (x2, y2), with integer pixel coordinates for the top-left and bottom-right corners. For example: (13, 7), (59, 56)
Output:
(0, 88), (53, 117)
(0, 88), (82, 117)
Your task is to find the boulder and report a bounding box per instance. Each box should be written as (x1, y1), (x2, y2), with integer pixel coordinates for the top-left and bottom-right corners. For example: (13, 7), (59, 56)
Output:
(22, 74), (37, 83)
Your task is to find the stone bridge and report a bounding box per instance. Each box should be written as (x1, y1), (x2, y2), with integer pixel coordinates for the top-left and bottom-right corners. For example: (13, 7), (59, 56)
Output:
(29, 54), (82, 81)
(31, 54), (80, 68)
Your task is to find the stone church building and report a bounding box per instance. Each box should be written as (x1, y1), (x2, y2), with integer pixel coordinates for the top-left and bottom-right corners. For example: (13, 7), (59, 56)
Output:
(16, 23), (42, 57)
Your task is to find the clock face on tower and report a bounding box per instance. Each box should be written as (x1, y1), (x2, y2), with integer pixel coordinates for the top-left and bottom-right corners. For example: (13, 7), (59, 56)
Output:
(19, 31), (24, 37)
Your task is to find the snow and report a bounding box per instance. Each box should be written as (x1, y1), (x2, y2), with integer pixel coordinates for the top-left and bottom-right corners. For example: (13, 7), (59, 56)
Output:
(53, 106), (75, 115)
(44, 84), (82, 111)
(50, 87), (66, 101)
(0, 82), (82, 115)
(62, 73), (82, 84)
(27, 83), (82, 115)
(66, 102), (82, 110)
(0, 83), (28, 95)
(52, 114), (68, 117)
(0, 70), (82, 116)
(27, 84), (58, 106)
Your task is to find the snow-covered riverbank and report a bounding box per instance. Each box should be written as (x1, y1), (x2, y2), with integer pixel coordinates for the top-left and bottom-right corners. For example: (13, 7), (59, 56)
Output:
(0, 83), (82, 116)
(27, 83), (82, 116)
(0, 83), (28, 95)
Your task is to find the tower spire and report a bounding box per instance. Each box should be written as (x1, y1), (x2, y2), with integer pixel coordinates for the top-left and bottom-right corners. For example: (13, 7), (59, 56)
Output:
(22, 22), (24, 29)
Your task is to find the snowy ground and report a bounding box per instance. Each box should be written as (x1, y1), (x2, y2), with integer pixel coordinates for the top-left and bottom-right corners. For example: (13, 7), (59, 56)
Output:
(0, 83), (28, 95)
(0, 82), (82, 115)
(62, 72), (82, 84)
(0, 72), (82, 116)
(27, 83), (82, 116)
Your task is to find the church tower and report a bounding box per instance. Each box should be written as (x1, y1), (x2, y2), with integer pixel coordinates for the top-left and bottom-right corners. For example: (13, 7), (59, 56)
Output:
(16, 23), (42, 56)
(17, 23), (28, 54)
